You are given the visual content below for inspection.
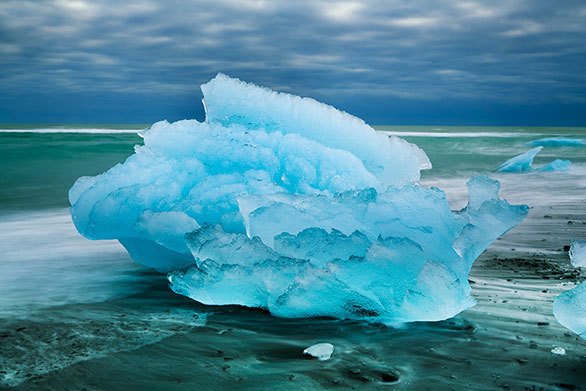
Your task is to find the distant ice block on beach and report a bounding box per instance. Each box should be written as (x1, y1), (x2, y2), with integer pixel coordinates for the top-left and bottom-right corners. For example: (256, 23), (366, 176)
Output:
(526, 137), (585, 147)
(496, 147), (571, 173)
(554, 282), (586, 340)
(70, 73), (528, 324)
(554, 239), (586, 339)
(569, 239), (586, 268)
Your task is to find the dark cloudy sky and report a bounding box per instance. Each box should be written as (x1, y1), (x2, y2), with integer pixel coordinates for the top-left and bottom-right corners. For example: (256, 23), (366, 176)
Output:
(1, 0), (585, 125)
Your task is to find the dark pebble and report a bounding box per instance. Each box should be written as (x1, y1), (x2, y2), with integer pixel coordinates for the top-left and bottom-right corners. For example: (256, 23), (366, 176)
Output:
(555, 383), (578, 390)
(381, 372), (400, 383)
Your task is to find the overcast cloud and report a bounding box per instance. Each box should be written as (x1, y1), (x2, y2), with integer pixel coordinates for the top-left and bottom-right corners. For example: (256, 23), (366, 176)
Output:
(1, 0), (585, 124)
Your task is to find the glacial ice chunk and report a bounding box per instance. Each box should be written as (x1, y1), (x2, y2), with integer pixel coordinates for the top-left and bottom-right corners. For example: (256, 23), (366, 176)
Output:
(70, 74), (527, 324)
(496, 147), (542, 172)
(554, 239), (586, 339)
(527, 138), (585, 147)
(537, 159), (571, 172)
(496, 147), (571, 173)
(569, 239), (586, 268)
(554, 282), (586, 340)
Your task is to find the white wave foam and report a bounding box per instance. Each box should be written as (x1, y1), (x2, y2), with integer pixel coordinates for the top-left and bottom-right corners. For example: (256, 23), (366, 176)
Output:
(0, 209), (143, 316)
(0, 128), (142, 134)
(379, 131), (541, 138)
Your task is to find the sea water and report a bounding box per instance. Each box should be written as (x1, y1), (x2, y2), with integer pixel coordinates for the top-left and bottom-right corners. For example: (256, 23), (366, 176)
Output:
(1, 124), (585, 389)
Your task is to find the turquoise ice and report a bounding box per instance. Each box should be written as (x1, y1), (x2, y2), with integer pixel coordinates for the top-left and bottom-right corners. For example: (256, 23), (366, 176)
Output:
(554, 239), (586, 339)
(554, 282), (586, 340)
(496, 147), (571, 173)
(569, 239), (586, 268)
(70, 74), (528, 323)
(526, 138), (585, 147)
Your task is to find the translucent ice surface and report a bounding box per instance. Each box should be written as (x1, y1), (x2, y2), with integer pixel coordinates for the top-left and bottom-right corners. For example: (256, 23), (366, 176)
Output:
(554, 239), (586, 339)
(70, 74), (528, 323)
(554, 282), (586, 340)
(496, 147), (571, 173)
(526, 138), (585, 147)
(169, 176), (527, 323)
(569, 239), (586, 268)
(496, 147), (543, 172)
(537, 159), (572, 172)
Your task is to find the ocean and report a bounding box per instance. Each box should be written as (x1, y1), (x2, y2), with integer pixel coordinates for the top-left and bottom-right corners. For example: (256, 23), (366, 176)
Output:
(1, 124), (585, 390)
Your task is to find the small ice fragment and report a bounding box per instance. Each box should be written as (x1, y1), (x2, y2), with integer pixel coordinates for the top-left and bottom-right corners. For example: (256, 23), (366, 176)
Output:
(551, 347), (566, 355)
(527, 138), (585, 147)
(569, 239), (586, 268)
(303, 343), (334, 361)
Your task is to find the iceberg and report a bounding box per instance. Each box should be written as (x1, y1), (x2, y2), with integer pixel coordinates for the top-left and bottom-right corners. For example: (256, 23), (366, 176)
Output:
(526, 138), (585, 147)
(70, 74), (527, 324)
(496, 147), (571, 173)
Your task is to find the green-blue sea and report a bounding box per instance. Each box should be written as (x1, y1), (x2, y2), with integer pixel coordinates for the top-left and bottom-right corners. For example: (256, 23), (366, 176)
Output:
(1, 124), (585, 390)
